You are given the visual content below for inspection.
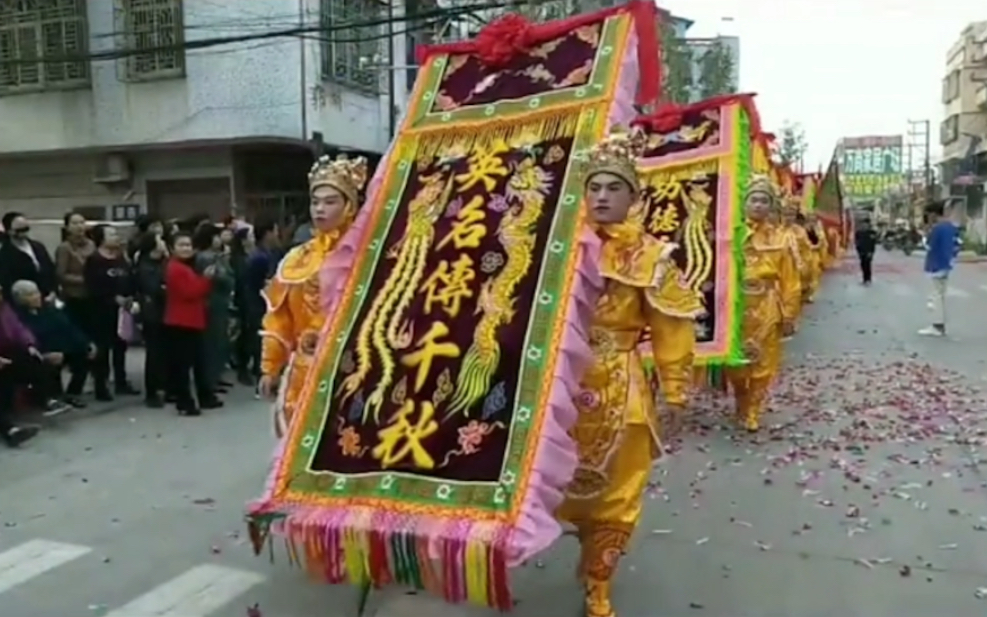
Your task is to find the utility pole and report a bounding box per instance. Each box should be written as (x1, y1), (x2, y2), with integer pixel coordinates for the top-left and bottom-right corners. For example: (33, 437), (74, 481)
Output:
(907, 119), (932, 215)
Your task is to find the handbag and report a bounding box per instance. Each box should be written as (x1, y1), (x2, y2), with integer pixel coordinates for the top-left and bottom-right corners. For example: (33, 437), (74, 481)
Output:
(117, 307), (135, 342)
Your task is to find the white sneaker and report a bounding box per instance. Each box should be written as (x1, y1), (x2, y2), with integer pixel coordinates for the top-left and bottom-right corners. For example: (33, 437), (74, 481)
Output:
(917, 326), (946, 337)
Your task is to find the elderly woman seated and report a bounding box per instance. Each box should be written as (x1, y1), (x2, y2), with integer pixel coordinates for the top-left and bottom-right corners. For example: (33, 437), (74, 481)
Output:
(11, 280), (94, 409)
(0, 292), (62, 447)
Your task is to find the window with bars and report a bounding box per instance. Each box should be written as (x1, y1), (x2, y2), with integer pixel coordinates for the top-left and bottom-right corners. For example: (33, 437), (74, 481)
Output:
(0, 0), (89, 93)
(120, 0), (184, 80)
(320, 0), (381, 93)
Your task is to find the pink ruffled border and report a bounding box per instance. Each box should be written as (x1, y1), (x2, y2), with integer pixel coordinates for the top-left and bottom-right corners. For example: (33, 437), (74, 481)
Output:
(246, 16), (641, 594)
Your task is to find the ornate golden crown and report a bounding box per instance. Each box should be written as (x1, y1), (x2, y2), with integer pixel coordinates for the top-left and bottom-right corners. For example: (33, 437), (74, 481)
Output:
(781, 196), (802, 213)
(745, 174), (777, 203)
(583, 125), (647, 193)
(308, 154), (369, 206)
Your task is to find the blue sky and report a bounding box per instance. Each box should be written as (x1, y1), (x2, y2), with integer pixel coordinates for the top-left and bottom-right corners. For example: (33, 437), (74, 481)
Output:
(660, 0), (982, 169)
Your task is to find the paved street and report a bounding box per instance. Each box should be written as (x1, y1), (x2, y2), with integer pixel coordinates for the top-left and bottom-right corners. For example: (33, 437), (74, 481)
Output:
(2, 250), (987, 617)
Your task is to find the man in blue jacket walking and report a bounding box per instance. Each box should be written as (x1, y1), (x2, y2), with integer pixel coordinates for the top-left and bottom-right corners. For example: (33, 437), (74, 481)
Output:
(920, 200), (960, 337)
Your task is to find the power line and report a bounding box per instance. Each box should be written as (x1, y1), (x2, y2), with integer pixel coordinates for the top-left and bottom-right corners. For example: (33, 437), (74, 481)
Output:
(1, 2), (507, 65)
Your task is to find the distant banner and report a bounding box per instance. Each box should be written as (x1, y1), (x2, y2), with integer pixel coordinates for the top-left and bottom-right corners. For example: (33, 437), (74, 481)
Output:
(816, 156), (846, 251)
(840, 135), (903, 199)
(631, 95), (751, 365)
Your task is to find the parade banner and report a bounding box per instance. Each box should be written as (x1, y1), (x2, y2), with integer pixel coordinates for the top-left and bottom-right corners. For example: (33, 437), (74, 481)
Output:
(247, 2), (660, 610)
(800, 173), (818, 211)
(815, 155), (846, 252)
(840, 135), (903, 200)
(631, 94), (754, 365)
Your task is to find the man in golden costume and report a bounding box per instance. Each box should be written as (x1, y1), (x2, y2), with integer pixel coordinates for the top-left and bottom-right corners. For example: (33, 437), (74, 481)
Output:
(725, 176), (801, 431)
(557, 127), (704, 617)
(778, 197), (811, 316)
(801, 211), (828, 301)
(259, 154), (367, 437)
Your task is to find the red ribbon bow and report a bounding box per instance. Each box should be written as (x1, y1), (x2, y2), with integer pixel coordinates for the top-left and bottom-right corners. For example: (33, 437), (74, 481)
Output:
(474, 13), (535, 68)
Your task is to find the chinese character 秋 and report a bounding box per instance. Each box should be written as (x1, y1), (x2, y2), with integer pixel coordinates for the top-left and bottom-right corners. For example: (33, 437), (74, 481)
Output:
(371, 399), (439, 469)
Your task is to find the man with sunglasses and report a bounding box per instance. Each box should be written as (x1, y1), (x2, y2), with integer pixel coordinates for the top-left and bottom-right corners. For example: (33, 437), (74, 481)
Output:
(0, 212), (57, 303)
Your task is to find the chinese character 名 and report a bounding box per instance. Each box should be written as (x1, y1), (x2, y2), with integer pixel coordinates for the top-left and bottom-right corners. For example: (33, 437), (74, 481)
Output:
(372, 399), (439, 469)
(649, 203), (680, 234)
(437, 195), (488, 250)
(454, 140), (510, 192)
(420, 253), (477, 318)
(400, 321), (461, 393)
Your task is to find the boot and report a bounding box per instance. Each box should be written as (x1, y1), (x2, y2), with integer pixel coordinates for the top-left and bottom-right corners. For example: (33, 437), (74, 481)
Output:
(742, 378), (771, 432)
(579, 524), (631, 617)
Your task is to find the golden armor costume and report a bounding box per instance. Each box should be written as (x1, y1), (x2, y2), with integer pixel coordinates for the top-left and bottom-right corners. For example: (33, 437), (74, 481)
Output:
(779, 198), (811, 314)
(556, 127), (704, 617)
(261, 154), (367, 437)
(724, 176), (801, 431)
(824, 224), (843, 268)
(803, 215), (828, 301)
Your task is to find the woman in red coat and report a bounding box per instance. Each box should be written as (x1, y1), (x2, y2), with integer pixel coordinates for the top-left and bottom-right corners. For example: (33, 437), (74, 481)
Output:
(164, 232), (222, 415)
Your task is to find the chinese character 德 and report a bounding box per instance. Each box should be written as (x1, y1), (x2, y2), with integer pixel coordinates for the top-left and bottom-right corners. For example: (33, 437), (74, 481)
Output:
(649, 203), (680, 234)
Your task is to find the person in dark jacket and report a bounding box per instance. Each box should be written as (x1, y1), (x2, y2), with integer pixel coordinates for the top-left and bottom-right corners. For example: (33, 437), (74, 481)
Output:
(127, 215), (163, 262)
(193, 225), (235, 395)
(164, 232), (222, 415)
(0, 212), (57, 302)
(238, 221), (279, 385)
(11, 279), (95, 408)
(84, 224), (139, 401)
(854, 218), (879, 285)
(134, 233), (169, 407)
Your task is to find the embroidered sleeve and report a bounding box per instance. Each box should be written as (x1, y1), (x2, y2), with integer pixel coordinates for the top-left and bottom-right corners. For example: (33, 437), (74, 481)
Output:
(645, 299), (696, 407)
(777, 247), (801, 323)
(260, 278), (294, 376)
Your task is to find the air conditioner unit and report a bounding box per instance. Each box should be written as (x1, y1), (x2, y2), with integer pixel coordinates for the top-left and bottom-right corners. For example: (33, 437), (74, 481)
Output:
(93, 154), (132, 184)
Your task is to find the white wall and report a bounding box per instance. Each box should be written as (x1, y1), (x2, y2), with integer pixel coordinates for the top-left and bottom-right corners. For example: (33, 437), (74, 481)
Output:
(0, 148), (232, 222)
(0, 0), (388, 155)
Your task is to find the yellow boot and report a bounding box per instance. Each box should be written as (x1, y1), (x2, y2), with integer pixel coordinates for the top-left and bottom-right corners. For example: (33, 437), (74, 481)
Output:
(580, 524), (631, 617)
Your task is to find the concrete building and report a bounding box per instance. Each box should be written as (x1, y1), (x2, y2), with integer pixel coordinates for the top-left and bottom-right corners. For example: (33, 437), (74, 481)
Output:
(684, 35), (740, 102)
(939, 20), (987, 224)
(0, 0), (392, 232)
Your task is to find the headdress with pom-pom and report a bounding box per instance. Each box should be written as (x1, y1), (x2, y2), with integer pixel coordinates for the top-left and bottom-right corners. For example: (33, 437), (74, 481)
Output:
(745, 174), (777, 205)
(583, 125), (647, 193)
(308, 154), (369, 207)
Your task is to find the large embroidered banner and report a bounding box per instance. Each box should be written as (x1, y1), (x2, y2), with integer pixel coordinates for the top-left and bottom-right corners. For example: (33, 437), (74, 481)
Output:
(247, 2), (660, 610)
(631, 95), (758, 365)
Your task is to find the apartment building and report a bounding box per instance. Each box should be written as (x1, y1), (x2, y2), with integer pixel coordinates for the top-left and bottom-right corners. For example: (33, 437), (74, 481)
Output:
(939, 21), (987, 196)
(0, 0), (391, 228)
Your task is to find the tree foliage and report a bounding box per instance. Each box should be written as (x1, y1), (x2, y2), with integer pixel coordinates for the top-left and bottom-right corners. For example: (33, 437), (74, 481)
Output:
(777, 121), (809, 169)
(697, 40), (734, 100)
(659, 21), (693, 104)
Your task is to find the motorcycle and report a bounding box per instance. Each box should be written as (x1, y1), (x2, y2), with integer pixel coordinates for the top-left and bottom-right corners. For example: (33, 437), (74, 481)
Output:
(882, 229), (919, 255)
